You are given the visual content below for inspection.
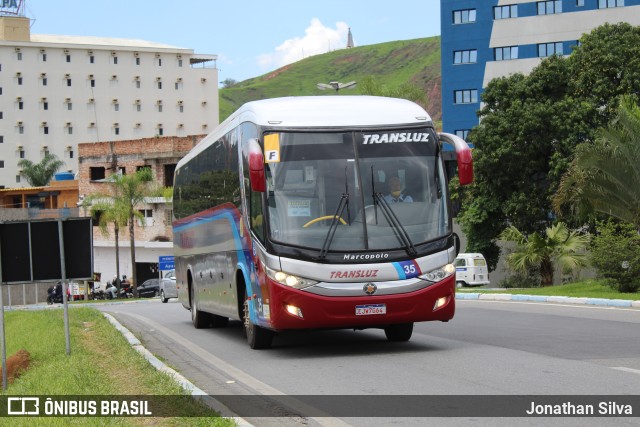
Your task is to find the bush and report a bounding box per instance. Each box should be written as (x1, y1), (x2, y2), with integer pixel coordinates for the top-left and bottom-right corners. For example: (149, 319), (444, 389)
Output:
(498, 268), (541, 289)
(591, 220), (640, 293)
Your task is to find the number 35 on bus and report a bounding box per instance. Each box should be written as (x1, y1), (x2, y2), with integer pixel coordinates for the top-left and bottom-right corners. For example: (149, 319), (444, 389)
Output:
(172, 96), (473, 349)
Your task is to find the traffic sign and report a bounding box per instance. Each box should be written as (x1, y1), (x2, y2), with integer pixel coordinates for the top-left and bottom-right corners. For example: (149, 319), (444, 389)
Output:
(159, 255), (174, 271)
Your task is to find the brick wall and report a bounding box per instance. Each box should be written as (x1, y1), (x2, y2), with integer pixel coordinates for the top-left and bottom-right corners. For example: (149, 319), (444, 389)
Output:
(78, 134), (205, 242)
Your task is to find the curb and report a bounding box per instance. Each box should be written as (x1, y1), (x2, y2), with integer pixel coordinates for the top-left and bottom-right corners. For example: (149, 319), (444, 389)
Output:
(456, 292), (640, 308)
(102, 313), (254, 427)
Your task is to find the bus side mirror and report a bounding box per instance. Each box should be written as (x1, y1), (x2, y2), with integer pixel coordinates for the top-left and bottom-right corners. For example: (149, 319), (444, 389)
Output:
(438, 133), (474, 185)
(248, 139), (266, 192)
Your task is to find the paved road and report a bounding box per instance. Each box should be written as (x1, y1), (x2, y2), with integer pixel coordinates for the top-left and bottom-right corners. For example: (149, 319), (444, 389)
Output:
(99, 299), (640, 426)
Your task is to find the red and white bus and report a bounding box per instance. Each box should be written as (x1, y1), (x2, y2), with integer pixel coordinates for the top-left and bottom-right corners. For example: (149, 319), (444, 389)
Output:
(173, 96), (473, 349)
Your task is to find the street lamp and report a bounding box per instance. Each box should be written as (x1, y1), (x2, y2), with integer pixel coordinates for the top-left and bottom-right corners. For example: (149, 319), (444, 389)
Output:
(317, 81), (357, 92)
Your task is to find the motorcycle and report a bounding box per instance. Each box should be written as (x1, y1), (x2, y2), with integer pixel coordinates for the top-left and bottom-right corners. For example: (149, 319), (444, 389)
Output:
(47, 283), (64, 304)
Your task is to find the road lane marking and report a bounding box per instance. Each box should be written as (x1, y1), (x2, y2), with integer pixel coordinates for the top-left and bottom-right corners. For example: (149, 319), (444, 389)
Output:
(119, 311), (352, 427)
(458, 299), (640, 313)
(611, 367), (640, 376)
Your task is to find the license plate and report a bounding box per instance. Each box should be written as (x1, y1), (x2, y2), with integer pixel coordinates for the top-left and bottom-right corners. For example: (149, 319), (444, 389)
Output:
(355, 304), (386, 316)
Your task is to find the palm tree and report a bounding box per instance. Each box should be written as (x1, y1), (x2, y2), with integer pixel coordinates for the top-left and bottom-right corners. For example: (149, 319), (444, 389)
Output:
(500, 223), (590, 286)
(86, 168), (154, 296)
(84, 194), (129, 291)
(18, 153), (65, 187)
(553, 96), (640, 229)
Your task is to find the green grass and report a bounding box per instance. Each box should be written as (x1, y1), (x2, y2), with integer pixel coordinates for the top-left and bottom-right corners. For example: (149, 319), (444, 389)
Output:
(219, 36), (442, 122)
(457, 279), (640, 300)
(1, 307), (235, 426)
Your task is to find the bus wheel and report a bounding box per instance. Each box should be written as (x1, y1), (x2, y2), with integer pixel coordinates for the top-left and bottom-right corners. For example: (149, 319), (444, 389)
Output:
(243, 299), (273, 349)
(190, 286), (210, 329)
(384, 323), (413, 342)
(456, 281), (465, 289)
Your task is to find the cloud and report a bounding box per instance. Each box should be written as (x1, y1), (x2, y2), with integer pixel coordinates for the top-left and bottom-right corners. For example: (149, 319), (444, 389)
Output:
(257, 18), (349, 71)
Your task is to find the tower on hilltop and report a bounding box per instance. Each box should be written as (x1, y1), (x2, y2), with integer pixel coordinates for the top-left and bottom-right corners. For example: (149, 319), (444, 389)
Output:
(346, 27), (354, 48)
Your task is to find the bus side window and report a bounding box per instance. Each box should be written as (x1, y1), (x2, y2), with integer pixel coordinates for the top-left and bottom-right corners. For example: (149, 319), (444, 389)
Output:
(250, 186), (265, 242)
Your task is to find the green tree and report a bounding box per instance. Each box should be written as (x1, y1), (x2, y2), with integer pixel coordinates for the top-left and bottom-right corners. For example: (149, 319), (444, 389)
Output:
(84, 195), (129, 290)
(590, 220), (640, 293)
(456, 23), (640, 270)
(554, 96), (640, 228)
(500, 223), (590, 286)
(456, 56), (589, 270)
(18, 153), (65, 187)
(86, 169), (155, 295)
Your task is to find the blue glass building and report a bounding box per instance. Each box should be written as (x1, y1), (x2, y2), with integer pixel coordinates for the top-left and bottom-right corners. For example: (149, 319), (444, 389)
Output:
(440, 0), (640, 139)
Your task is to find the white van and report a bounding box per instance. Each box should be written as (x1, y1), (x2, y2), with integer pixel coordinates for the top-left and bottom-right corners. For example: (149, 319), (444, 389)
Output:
(454, 253), (490, 288)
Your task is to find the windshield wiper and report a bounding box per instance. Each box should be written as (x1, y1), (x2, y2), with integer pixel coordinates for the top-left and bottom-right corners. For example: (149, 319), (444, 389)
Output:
(373, 192), (417, 256)
(319, 167), (351, 259)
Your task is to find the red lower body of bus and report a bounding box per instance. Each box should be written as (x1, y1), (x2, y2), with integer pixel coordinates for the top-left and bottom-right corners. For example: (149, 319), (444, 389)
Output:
(264, 274), (455, 331)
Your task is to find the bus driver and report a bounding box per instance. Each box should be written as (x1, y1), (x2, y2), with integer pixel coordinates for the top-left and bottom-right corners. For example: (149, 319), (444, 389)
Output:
(384, 176), (413, 203)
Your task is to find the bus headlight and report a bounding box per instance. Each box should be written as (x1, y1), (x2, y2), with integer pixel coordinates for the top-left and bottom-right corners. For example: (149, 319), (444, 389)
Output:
(419, 264), (455, 283)
(266, 267), (318, 289)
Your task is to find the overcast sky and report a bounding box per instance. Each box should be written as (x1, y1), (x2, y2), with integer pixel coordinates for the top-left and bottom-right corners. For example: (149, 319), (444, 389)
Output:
(25, 0), (442, 84)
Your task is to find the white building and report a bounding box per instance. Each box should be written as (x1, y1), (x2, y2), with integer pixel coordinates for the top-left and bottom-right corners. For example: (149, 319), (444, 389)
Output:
(0, 13), (219, 189)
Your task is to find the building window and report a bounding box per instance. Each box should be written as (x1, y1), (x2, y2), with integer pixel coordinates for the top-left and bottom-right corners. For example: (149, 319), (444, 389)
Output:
(42, 53), (47, 61)
(18, 101), (24, 110)
(90, 167), (106, 181)
(89, 55), (95, 63)
(68, 127), (73, 135)
(157, 81), (163, 89)
(494, 5), (518, 19)
(19, 150), (25, 158)
(43, 101), (48, 110)
(16, 175), (20, 183)
(115, 127), (120, 135)
(66, 54), (71, 62)
(67, 102), (73, 111)
(178, 59), (183, 67)
(455, 130), (470, 140)
(69, 150), (74, 159)
(114, 103), (119, 112)
(43, 126), (49, 135)
(16, 52), (22, 60)
(136, 80), (141, 89)
(179, 105), (184, 113)
(136, 104), (141, 112)
(17, 76), (22, 85)
(158, 127), (164, 136)
(538, 42), (564, 57)
(90, 79), (95, 87)
(113, 56), (118, 65)
(18, 126), (24, 134)
(453, 9), (476, 24)
(598, 0), (624, 7)
(576, 0), (585, 6)
(67, 78), (72, 87)
(42, 77), (47, 86)
(538, 1), (562, 15)
(0, 112), (2, 119)
(454, 49), (477, 64)
(454, 89), (479, 104)
(0, 135), (3, 143)
(495, 46), (519, 61)
(136, 57), (141, 65)
(0, 161), (4, 168)
(158, 58), (162, 66)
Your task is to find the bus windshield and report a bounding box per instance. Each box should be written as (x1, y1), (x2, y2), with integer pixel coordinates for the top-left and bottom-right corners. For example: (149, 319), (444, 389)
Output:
(264, 128), (449, 253)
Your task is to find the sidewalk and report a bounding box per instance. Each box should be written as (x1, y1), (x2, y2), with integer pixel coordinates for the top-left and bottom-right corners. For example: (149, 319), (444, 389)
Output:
(456, 292), (640, 308)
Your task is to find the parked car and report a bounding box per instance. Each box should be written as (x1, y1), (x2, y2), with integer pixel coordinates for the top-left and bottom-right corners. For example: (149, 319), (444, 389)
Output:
(454, 253), (490, 288)
(137, 278), (160, 298)
(159, 270), (177, 303)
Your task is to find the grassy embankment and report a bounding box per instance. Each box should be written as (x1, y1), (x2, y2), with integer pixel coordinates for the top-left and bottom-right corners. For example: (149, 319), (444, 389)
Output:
(0, 307), (235, 427)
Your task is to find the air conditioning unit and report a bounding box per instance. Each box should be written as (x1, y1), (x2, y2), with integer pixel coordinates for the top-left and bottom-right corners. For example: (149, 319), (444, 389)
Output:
(17, 145), (23, 150)
(201, 78), (207, 83)
(41, 122), (47, 126)
(112, 75), (117, 80)
(65, 73), (70, 78)
(89, 74), (94, 78)
(66, 145), (72, 150)
(177, 123), (184, 128)
(89, 98), (95, 103)
(89, 122), (95, 127)
(40, 72), (46, 77)
(134, 52), (140, 57)
(41, 145), (48, 150)
(135, 123), (141, 128)
(201, 101), (207, 106)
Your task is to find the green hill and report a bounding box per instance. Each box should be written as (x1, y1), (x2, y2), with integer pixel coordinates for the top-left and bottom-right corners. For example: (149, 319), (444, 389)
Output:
(219, 36), (442, 125)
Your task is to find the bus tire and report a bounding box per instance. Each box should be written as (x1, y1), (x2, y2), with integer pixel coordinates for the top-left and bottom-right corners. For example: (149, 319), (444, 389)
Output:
(456, 281), (465, 289)
(384, 323), (413, 342)
(190, 285), (211, 329)
(243, 299), (273, 349)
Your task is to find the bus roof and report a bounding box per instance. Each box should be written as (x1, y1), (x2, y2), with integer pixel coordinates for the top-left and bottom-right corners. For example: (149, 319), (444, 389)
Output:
(234, 96), (433, 128)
